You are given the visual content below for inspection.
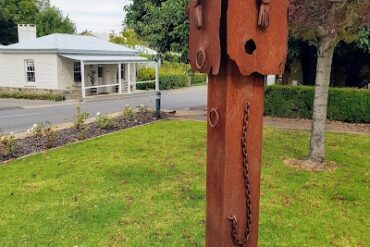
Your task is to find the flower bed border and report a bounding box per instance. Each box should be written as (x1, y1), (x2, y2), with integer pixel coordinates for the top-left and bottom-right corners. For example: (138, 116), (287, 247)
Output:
(1, 111), (167, 164)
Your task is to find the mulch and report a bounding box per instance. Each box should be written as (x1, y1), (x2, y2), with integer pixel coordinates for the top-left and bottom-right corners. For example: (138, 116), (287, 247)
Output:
(1, 111), (166, 163)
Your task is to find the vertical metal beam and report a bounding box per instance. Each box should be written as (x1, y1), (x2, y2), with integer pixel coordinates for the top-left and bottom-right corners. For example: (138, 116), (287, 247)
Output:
(81, 61), (85, 99)
(127, 63), (131, 94)
(155, 61), (160, 91)
(155, 61), (161, 118)
(206, 59), (264, 247)
(118, 63), (122, 94)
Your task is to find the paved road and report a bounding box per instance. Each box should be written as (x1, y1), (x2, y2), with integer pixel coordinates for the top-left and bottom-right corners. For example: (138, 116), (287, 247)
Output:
(0, 86), (207, 134)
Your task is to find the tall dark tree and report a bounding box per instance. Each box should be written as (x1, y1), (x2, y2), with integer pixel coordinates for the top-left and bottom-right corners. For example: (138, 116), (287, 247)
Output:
(36, 6), (76, 37)
(0, 0), (75, 45)
(125, 0), (188, 59)
(290, 0), (370, 168)
(0, 0), (38, 44)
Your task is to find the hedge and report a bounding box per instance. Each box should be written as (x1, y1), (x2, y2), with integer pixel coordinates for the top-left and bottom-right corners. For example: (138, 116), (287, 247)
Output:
(0, 92), (65, 101)
(265, 86), (370, 123)
(136, 66), (206, 90)
(190, 73), (207, 85)
(136, 73), (189, 90)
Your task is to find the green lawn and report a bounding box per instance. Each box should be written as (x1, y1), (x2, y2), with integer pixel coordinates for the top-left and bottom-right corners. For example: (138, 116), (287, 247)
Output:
(0, 120), (369, 247)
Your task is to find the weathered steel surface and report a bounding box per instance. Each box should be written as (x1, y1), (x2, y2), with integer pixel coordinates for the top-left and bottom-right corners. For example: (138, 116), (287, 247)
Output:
(206, 60), (264, 247)
(188, 1), (288, 246)
(187, 0), (222, 75)
(227, 0), (289, 76)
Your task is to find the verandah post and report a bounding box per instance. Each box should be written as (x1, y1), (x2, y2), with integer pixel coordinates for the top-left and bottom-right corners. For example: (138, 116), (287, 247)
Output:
(81, 60), (85, 99)
(118, 63), (122, 94)
(127, 63), (131, 94)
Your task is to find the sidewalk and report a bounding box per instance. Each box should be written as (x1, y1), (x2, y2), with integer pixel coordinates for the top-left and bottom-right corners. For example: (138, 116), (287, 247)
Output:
(174, 109), (370, 135)
(0, 98), (75, 111)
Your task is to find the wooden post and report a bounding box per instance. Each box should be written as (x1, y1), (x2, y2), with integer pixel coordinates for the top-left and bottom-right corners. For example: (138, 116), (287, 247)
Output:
(206, 60), (264, 247)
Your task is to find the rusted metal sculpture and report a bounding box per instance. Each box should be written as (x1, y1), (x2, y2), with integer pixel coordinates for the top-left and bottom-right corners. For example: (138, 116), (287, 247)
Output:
(188, 0), (222, 75)
(188, 1), (288, 246)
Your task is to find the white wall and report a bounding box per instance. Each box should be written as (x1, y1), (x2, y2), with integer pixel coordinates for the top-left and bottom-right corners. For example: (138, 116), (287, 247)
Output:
(57, 56), (75, 90)
(0, 53), (140, 93)
(0, 53), (60, 90)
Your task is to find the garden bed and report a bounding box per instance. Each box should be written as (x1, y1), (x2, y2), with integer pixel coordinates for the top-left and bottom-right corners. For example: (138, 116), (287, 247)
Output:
(1, 110), (166, 163)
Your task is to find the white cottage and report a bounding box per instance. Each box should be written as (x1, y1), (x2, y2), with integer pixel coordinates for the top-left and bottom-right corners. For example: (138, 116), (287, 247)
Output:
(0, 25), (154, 98)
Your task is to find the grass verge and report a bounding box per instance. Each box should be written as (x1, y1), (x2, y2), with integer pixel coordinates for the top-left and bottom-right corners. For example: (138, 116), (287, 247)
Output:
(0, 120), (368, 246)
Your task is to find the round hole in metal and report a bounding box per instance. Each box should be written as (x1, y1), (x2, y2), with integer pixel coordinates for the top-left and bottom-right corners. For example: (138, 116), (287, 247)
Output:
(244, 39), (257, 55)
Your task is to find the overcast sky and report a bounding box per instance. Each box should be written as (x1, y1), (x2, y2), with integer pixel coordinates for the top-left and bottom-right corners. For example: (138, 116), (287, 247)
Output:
(50, 0), (132, 33)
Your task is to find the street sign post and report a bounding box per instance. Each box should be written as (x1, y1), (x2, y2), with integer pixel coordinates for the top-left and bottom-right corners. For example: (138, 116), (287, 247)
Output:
(188, 1), (289, 246)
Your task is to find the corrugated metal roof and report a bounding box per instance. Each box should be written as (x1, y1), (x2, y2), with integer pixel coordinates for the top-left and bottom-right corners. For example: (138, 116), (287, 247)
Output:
(0, 34), (138, 55)
(60, 54), (148, 64)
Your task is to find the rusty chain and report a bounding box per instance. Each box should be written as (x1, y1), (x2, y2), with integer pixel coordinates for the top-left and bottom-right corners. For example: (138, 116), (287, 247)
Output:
(228, 102), (252, 246)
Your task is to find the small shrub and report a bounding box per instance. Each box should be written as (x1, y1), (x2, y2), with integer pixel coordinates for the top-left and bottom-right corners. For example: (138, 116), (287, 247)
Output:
(121, 105), (135, 121)
(42, 123), (58, 149)
(137, 104), (146, 114)
(137, 104), (155, 118)
(0, 131), (17, 158)
(190, 73), (207, 85)
(30, 123), (44, 138)
(74, 107), (89, 130)
(28, 122), (58, 148)
(74, 107), (89, 140)
(96, 112), (116, 130)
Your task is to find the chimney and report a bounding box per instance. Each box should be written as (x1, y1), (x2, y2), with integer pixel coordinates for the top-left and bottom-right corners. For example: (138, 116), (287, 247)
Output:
(17, 24), (37, 43)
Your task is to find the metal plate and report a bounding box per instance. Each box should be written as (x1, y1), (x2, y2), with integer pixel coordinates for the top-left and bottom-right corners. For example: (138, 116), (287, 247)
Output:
(227, 0), (289, 76)
(206, 61), (264, 247)
(188, 0), (222, 75)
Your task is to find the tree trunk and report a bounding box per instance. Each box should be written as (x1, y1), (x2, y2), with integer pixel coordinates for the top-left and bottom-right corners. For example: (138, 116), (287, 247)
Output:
(309, 38), (336, 165)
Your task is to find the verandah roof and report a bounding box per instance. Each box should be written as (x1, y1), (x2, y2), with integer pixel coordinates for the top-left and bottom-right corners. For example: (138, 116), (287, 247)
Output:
(59, 54), (148, 64)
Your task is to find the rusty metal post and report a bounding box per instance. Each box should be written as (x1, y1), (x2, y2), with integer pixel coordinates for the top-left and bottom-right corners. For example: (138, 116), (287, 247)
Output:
(188, 1), (288, 246)
(206, 60), (264, 247)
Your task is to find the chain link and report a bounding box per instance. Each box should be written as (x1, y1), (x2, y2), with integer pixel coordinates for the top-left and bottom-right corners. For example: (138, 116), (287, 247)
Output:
(228, 102), (252, 246)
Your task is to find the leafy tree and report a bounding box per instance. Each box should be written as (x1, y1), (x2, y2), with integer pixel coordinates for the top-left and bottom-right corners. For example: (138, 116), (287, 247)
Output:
(110, 29), (146, 47)
(0, 0), (75, 45)
(0, 0), (38, 44)
(0, 19), (17, 45)
(125, 0), (188, 60)
(36, 6), (76, 37)
(356, 27), (370, 53)
(35, 0), (50, 11)
(79, 30), (93, 36)
(289, 0), (370, 167)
